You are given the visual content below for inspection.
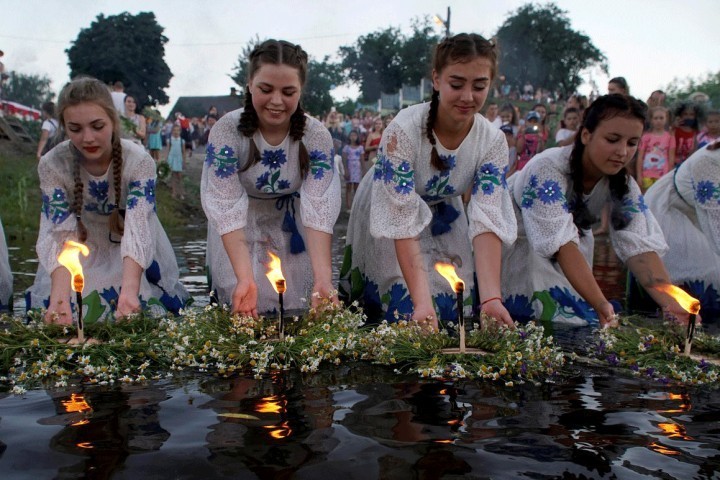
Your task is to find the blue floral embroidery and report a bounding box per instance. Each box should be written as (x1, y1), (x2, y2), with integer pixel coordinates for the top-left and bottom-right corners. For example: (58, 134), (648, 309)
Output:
(472, 162), (503, 196)
(423, 168), (456, 202)
(85, 180), (116, 215)
(362, 278), (383, 316)
(277, 179), (291, 190)
(382, 282), (414, 322)
(373, 149), (414, 195)
(126, 179), (156, 210)
(695, 180), (719, 204)
(434, 292), (458, 322)
(206, 143), (239, 178)
(42, 188), (71, 224)
(504, 294), (535, 322)
(100, 287), (119, 308)
(261, 148), (287, 169)
(520, 175), (568, 210)
(637, 194), (648, 213)
(309, 149), (332, 180)
(549, 286), (598, 322)
(618, 196), (642, 223)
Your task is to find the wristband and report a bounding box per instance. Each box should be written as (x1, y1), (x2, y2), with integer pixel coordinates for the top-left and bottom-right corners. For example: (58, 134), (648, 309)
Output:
(481, 296), (502, 306)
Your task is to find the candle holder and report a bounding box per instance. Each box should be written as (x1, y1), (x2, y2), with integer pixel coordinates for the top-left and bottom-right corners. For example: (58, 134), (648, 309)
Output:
(435, 263), (486, 356)
(276, 279), (286, 340)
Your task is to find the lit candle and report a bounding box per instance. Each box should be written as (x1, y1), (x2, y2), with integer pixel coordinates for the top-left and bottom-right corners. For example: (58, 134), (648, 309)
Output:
(57, 241), (89, 342)
(653, 284), (701, 356)
(276, 279), (286, 340)
(435, 262), (466, 353)
(265, 251), (287, 340)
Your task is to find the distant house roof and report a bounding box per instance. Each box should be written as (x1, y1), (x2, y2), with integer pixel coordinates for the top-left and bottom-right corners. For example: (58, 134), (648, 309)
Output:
(167, 89), (243, 119)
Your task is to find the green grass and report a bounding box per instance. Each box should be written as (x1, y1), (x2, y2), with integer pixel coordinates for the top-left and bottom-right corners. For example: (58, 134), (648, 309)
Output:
(0, 152), (205, 242)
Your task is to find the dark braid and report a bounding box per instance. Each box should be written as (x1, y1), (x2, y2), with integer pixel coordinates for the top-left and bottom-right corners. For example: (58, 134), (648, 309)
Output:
(238, 87), (261, 172)
(426, 89), (444, 170)
(108, 134), (124, 237)
(427, 33), (498, 171)
(568, 94), (646, 235)
(289, 104), (309, 178)
(72, 152), (88, 242)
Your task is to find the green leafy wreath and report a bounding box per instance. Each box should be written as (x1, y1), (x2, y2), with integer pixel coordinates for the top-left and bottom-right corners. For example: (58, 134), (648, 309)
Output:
(156, 161), (171, 180)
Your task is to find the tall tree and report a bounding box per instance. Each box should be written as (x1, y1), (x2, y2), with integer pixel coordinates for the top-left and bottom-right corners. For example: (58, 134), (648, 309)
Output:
(665, 71), (720, 108)
(230, 38), (342, 116)
(495, 3), (607, 97)
(2, 72), (54, 108)
(66, 12), (172, 106)
(400, 17), (441, 86)
(339, 27), (405, 103)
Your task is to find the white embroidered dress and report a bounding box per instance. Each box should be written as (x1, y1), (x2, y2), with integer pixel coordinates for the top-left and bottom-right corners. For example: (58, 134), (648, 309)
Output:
(202, 109), (340, 313)
(26, 140), (189, 321)
(0, 217), (12, 312)
(501, 146), (668, 325)
(342, 103), (517, 322)
(645, 145), (720, 319)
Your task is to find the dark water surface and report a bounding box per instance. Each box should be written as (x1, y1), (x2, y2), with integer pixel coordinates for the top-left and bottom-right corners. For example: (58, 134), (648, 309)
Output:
(5, 222), (720, 479)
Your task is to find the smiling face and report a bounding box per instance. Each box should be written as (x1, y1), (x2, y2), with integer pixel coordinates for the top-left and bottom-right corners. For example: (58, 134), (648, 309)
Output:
(124, 95), (137, 114)
(432, 56), (493, 127)
(249, 63), (302, 133)
(581, 115), (644, 181)
(64, 101), (115, 166)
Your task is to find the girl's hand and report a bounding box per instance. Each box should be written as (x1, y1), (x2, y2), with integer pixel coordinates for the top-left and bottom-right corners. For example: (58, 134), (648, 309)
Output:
(45, 298), (73, 325)
(481, 298), (514, 328)
(232, 279), (258, 318)
(411, 304), (438, 332)
(595, 301), (619, 328)
(311, 281), (339, 308)
(116, 291), (141, 319)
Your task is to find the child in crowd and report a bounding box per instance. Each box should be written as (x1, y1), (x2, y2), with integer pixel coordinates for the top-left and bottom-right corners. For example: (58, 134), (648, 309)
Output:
(167, 124), (186, 200)
(636, 106), (675, 192)
(512, 111), (544, 174)
(342, 130), (364, 210)
(696, 110), (720, 149)
(532, 103), (551, 144)
(500, 123), (517, 170)
(555, 107), (580, 147)
(499, 102), (518, 134)
(672, 101), (701, 164)
(484, 101), (502, 128)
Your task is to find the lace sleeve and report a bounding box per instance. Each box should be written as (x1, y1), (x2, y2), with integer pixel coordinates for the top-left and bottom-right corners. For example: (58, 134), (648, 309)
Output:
(369, 122), (432, 239)
(690, 149), (720, 256)
(121, 146), (159, 269)
(466, 131), (517, 245)
(300, 119), (341, 234)
(609, 179), (668, 262)
(201, 114), (248, 236)
(517, 158), (578, 258)
(37, 151), (78, 274)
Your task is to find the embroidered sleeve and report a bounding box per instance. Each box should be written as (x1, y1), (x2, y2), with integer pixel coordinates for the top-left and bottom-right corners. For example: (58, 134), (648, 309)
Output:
(121, 149), (159, 269)
(369, 122), (432, 239)
(609, 179), (668, 262)
(201, 114), (248, 236)
(37, 152), (78, 274)
(466, 131), (517, 245)
(299, 119), (341, 234)
(690, 150), (720, 256)
(517, 158), (577, 258)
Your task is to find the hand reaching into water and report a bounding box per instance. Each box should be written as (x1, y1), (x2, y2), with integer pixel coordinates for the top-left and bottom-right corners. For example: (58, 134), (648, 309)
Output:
(481, 298), (514, 329)
(411, 304), (439, 332)
(116, 292), (141, 320)
(232, 279), (258, 318)
(311, 281), (339, 308)
(45, 299), (73, 325)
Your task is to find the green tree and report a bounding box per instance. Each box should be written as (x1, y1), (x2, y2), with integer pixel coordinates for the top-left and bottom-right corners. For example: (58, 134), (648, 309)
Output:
(495, 3), (607, 97)
(2, 72), (54, 108)
(339, 27), (405, 103)
(66, 11), (172, 106)
(665, 71), (720, 108)
(230, 37), (342, 116)
(400, 17), (441, 85)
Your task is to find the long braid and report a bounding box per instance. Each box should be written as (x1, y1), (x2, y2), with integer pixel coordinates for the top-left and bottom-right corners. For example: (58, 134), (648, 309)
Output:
(72, 153), (88, 242)
(608, 170), (631, 230)
(238, 87), (261, 172)
(289, 104), (309, 178)
(108, 134), (124, 236)
(568, 137), (596, 235)
(427, 89), (445, 170)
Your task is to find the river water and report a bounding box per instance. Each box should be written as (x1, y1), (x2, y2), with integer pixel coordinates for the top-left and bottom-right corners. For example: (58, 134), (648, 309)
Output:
(3, 219), (720, 479)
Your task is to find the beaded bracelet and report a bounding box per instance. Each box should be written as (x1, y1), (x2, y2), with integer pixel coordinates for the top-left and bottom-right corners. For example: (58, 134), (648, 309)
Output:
(481, 296), (502, 306)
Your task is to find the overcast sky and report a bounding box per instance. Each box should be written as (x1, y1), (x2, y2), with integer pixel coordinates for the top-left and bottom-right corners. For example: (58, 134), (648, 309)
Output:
(1, 0), (718, 115)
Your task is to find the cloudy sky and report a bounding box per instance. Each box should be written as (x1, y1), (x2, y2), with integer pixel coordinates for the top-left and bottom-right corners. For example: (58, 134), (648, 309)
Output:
(1, 0), (718, 114)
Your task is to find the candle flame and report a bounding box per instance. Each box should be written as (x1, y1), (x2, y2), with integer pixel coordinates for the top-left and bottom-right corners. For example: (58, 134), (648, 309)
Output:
(653, 284), (701, 314)
(266, 252), (286, 294)
(58, 241), (89, 293)
(434, 262), (464, 293)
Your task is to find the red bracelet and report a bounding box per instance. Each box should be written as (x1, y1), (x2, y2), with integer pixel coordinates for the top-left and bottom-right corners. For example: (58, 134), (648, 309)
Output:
(481, 296), (502, 306)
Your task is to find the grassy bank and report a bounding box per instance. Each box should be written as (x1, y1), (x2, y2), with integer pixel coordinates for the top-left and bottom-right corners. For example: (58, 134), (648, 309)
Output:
(0, 152), (206, 244)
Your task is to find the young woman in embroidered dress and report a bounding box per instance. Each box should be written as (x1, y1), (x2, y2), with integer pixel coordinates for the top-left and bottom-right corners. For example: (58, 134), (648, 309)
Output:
(342, 33), (517, 330)
(202, 40), (340, 317)
(501, 94), (693, 328)
(27, 77), (188, 324)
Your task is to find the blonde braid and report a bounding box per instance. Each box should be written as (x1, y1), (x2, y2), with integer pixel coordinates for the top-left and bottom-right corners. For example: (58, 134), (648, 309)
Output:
(72, 155), (88, 242)
(108, 135), (124, 236)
